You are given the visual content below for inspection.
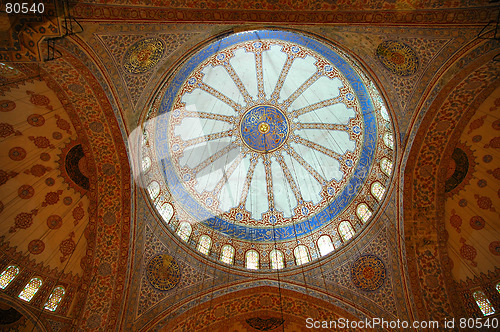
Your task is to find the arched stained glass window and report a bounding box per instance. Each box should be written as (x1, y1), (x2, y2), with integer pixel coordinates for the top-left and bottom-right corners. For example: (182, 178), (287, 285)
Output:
(383, 132), (394, 150)
(197, 235), (212, 255)
(356, 203), (372, 223)
(156, 199), (174, 223)
(19, 277), (42, 302)
(473, 290), (495, 316)
(246, 250), (259, 270)
(0, 265), (19, 289)
(220, 245), (234, 265)
(177, 222), (192, 242)
(294, 245), (310, 265)
(142, 156), (151, 173)
(338, 221), (355, 242)
(371, 182), (385, 201)
(270, 249), (284, 270)
(380, 157), (393, 176)
(44, 286), (65, 312)
(147, 181), (160, 200)
(318, 235), (335, 256)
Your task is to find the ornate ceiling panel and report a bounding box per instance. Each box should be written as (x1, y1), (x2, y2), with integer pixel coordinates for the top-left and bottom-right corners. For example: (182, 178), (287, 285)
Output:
(444, 84), (500, 283)
(75, 0), (491, 11)
(0, 77), (90, 277)
(141, 29), (396, 270)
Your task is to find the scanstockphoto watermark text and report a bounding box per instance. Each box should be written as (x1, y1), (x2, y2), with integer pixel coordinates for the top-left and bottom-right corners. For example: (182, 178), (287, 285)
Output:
(306, 317), (499, 330)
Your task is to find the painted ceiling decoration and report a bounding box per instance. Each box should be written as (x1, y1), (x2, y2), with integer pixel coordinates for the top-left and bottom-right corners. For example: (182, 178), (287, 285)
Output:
(0, 1), (499, 331)
(146, 254), (181, 291)
(122, 37), (166, 75)
(376, 40), (419, 77)
(142, 29), (395, 270)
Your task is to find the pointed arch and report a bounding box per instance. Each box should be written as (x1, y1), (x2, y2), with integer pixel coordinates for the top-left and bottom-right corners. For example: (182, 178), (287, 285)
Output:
(473, 290), (495, 316)
(44, 285), (66, 312)
(356, 203), (372, 223)
(317, 235), (334, 256)
(371, 182), (385, 201)
(18, 277), (43, 302)
(177, 222), (192, 242)
(220, 245), (235, 265)
(197, 235), (212, 255)
(294, 245), (310, 265)
(246, 250), (259, 270)
(0, 265), (19, 289)
(380, 157), (393, 176)
(338, 221), (355, 242)
(270, 249), (284, 269)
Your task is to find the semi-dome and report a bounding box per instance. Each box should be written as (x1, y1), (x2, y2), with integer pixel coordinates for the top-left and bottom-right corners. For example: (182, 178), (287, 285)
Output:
(141, 29), (395, 270)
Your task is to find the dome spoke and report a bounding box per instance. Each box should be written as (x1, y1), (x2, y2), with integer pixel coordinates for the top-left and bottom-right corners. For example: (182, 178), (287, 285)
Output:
(275, 154), (303, 203)
(263, 155), (275, 210)
(292, 95), (344, 118)
(183, 129), (234, 148)
(293, 135), (344, 162)
(254, 51), (265, 99)
(269, 55), (294, 102)
(297, 123), (346, 131)
(192, 141), (238, 175)
(281, 71), (322, 109)
(222, 61), (253, 104)
(198, 81), (243, 112)
(181, 110), (234, 124)
(238, 157), (258, 208)
(212, 152), (245, 199)
(285, 145), (325, 185)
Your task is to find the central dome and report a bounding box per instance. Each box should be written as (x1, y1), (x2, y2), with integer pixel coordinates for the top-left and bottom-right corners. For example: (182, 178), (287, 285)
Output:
(141, 29), (395, 270)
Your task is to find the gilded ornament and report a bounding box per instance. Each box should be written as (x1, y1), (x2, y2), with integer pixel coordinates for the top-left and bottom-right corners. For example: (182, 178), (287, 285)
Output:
(146, 254), (181, 291)
(123, 38), (165, 74)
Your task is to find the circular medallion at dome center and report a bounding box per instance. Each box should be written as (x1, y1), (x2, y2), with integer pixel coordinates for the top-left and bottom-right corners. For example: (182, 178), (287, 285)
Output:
(240, 105), (289, 152)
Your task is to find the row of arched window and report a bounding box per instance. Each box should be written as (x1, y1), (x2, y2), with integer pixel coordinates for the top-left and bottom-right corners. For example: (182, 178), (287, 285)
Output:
(472, 285), (500, 316)
(148, 152), (394, 270)
(0, 265), (65, 312)
(175, 223), (363, 269)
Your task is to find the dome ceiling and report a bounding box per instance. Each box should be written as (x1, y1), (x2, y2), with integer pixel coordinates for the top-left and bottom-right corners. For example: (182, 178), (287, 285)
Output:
(142, 29), (395, 270)
(0, 75), (90, 278)
(445, 84), (500, 283)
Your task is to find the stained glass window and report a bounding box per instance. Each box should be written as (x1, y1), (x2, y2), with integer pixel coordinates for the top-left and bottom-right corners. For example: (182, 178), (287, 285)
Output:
(270, 249), (284, 270)
(142, 156), (151, 173)
(317, 235), (335, 256)
(294, 245), (310, 266)
(473, 290), (495, 316)
(197, 235), (212, 255)
(220, 245), (234, 265)
(156, 198), (174, 223)
(496, 282), (500, 293)
(147, 181), (160, 200)
(383, 132), (394, 150)
(380, 157), (393, 176)
(18, 277), (42, 302)
(44, 286), (65, 312)
(0, 265), (19, 289)
(177, 222), (192, 242)
(246, 250), (259, 270)
(338, 221), (355, 242)
(371, 182), (385, 201)
(356, 203), (372, 223)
